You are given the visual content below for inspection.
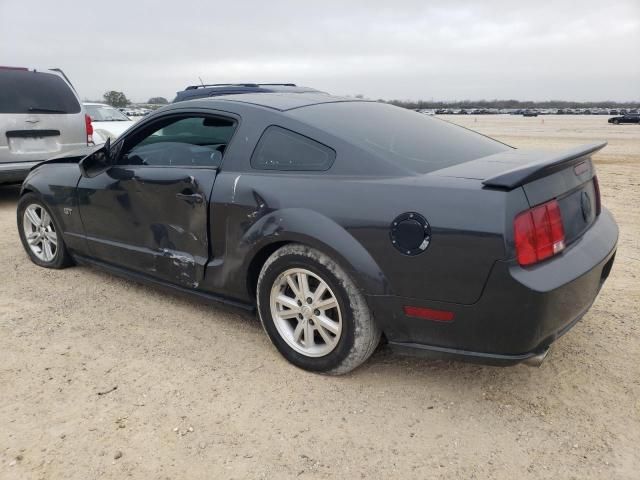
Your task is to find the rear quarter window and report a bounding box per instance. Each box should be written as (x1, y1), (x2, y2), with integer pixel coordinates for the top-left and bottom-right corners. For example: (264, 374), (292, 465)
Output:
(0, 70), (80, 114)
(251, 126), (335, 171)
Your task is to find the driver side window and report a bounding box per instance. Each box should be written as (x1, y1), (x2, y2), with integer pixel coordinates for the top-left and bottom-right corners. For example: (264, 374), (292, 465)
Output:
(120, 115), (236, 168)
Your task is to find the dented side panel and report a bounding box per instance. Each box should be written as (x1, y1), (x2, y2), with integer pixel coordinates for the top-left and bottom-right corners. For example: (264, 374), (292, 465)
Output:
(76, 165), (216, 287)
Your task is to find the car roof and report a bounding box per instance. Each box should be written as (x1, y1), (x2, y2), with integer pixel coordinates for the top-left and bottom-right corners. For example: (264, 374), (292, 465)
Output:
(173, 84), (322, 102)
(197, 92), (367, 112)
(0, 66), (78, 93)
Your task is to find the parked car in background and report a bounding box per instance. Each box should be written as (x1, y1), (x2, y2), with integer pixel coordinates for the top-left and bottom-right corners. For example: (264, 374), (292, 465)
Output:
(173, 83), (321, 103)
(0, 66), (92, 185)
(17, 93), (617, 373)
(130, 108), (151, 116)
(608, 113), (640, 125)
(84, 103), (135, 144)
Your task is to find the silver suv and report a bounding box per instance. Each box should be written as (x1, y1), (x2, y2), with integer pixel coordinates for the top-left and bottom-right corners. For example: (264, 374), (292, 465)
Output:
(0, 67), (92, 184)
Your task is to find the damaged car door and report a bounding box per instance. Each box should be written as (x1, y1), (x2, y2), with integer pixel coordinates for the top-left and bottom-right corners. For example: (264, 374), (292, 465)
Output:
(76, 114), (237, 287)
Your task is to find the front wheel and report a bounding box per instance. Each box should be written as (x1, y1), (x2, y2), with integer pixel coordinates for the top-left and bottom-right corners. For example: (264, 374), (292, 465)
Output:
(257, 244), (381, 375)
(17, 193), (73, 269)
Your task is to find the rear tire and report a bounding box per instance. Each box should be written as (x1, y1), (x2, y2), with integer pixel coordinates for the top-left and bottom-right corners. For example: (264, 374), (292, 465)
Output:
(613, 119), (620, 124)
(257, 244), (381, 375)
(17, 193), (73, 269)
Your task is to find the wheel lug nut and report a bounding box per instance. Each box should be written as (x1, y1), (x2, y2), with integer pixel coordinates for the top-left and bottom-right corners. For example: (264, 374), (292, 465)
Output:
(309, 319), (314, 326)
(297, 300), (302, 306)
(314, 309), (320, 316)
(297, 313), (303, 320)
(306, 297), (312, 304)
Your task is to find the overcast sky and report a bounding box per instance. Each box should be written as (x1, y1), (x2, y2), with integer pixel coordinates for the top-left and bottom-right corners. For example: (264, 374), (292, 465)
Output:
(1, 0), (638, 103)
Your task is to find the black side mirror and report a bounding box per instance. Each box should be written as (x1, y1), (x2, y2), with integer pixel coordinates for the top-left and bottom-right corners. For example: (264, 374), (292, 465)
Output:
(79, 138), (114, 178)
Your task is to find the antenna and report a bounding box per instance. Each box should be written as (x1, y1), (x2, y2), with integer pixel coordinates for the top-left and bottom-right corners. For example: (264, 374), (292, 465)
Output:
(198, 76), (205, 86)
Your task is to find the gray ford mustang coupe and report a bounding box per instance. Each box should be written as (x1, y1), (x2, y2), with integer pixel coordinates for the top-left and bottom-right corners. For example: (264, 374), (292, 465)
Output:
(17, 93), (618, 374)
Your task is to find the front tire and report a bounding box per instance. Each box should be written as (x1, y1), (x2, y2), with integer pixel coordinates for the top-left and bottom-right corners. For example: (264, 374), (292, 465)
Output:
(17, 193), (73, 269)
(257, 244), (381, 375)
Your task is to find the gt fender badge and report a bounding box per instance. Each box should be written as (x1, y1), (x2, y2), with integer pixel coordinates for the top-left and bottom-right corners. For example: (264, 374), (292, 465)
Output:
(63, 208), (73, 215)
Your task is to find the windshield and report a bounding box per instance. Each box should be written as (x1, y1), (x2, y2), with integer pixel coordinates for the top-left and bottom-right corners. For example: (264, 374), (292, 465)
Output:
(0, 70), (81, 114)
(84, 104), (130, 121)
(290, 102), (511, 174)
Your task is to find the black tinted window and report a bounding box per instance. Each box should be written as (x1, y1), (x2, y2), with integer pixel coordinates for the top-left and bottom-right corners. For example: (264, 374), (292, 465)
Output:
(290, 102), (510, 174)
(123, 116), (236, 168)
(251, 126), (335, 171)
(0, 70), (80, 114)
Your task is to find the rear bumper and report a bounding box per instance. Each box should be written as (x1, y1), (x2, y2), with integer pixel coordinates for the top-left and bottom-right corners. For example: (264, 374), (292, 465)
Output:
(387, 342), (553, 366)
(0, 161), (41, 184)
(369, 208), (618, 365)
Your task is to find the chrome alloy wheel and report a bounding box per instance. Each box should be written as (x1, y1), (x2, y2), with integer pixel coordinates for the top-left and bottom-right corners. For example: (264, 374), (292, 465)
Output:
(23, 204), (57, 262)
(270, 268), (343, 357)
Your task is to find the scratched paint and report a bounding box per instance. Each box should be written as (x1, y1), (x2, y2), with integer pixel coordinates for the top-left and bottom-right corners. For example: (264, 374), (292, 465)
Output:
(232, 174), (241, 203)
(159, 248), (198, 287)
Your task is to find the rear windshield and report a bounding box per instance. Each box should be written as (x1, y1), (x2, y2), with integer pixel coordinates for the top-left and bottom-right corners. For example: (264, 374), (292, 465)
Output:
(289, 102), (510, 174)
(0, 70), (81, 114)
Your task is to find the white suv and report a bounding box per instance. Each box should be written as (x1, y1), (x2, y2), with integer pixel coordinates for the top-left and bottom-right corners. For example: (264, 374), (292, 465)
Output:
(0, 66), (93, 185)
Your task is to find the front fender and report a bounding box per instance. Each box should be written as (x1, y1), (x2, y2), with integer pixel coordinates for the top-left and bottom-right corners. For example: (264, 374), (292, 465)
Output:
(20, 164), (86, 254)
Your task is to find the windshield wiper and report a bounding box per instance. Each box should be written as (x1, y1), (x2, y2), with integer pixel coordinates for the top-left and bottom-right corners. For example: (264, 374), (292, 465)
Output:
(28, 107), (67, 113)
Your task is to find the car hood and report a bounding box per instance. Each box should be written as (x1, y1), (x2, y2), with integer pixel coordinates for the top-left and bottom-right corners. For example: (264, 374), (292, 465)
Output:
(29, 144), (101, 172)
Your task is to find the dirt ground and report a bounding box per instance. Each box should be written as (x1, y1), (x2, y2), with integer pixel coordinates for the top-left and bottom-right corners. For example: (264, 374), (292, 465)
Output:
(1, 115), (638, 479)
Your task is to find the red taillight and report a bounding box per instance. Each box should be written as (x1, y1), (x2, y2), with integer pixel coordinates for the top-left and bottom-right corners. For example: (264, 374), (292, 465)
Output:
(514, 199), (565, 266)
(593, 175), (602, 215)
(85, 114), (94, 145)
(403, 306), (455, 322)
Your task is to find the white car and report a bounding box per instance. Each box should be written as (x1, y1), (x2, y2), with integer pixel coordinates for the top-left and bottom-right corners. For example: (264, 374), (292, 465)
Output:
(83, 103), (136, 144)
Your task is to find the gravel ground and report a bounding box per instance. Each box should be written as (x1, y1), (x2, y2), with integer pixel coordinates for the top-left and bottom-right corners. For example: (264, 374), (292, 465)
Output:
(1, 115), (638, 479)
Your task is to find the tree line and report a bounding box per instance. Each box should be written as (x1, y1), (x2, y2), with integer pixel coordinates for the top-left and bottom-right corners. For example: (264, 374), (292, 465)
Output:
(96, 91), (169, 108)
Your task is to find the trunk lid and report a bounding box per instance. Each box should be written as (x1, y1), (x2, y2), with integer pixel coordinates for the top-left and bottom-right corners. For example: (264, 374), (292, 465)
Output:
(431, 142), (605, 248)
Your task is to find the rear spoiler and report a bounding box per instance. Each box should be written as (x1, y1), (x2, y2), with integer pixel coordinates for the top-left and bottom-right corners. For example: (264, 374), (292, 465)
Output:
(482, 141), (607, 189)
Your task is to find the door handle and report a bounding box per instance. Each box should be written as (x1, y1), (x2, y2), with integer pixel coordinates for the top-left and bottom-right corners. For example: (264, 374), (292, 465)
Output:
(175, 192), (204, 204)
